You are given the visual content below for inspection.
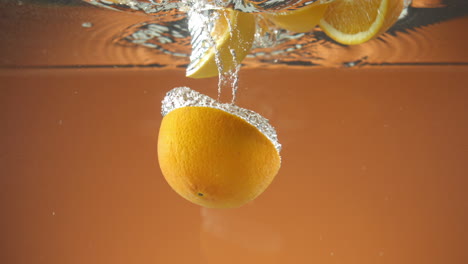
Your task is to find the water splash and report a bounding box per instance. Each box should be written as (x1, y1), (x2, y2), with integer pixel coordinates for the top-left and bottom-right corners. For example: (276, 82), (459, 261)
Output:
(186, 7), (242, 103)
(83, 1), (467, 68)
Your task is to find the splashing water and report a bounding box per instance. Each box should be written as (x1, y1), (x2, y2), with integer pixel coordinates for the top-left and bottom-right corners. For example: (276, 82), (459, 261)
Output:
(186, 6), (241, 104)
(82, 0), (468, 69)
(81, 0), (467, 101)
(81, 0), (468, 71)
(85, 0), (325, 14)
(88, 0), (336, 103)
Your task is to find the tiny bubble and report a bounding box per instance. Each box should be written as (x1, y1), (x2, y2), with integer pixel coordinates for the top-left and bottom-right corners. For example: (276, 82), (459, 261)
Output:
(345, 61), (356, 67)
(379, 251), (384, 257)
(73, 90), (78, 95)
(330, 252), (334, 256)
(81, 22), (93, 28)
(52, 211), (56, 216)
(143, 90), (148, 94)
(58, 120), (63, 125)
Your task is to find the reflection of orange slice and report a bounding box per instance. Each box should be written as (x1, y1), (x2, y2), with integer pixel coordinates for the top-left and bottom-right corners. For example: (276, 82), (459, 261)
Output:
(265, 2), (329, 33)
(319, 0), (404, 45)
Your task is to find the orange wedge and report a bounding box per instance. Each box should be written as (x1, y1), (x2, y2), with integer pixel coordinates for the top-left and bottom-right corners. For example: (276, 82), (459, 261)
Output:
(265, 2), (330, 33)
(319, 0), (404, 45)
(186, 9), (256, 79)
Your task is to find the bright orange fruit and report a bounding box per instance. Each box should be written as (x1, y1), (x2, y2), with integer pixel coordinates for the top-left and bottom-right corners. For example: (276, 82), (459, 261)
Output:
(158, 106), (281, 208)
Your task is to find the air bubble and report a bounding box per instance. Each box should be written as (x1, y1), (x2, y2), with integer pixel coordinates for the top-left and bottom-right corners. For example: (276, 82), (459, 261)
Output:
(81, 22), (94, 28)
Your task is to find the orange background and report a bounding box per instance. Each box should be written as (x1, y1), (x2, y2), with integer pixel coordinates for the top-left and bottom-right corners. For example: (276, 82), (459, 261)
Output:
(1, 67), (467, 264)
(1, 1), (468, 264)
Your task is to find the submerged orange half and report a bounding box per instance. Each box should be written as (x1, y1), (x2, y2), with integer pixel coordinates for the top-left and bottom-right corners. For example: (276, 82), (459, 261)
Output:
(158, 105), (281, 208)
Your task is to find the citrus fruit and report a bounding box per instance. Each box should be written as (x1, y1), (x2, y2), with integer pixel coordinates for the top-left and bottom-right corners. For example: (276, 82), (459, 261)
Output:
(186, 9), (256, 79)
(319, 0), (405, 45)
(157, 87), (281, 208)
(265, 1), (330, 33)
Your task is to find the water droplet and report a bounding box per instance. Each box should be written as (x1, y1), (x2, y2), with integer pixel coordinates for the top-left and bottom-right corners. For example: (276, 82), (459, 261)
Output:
(343, 56), (368, 68)
(81, 22), (94, 28)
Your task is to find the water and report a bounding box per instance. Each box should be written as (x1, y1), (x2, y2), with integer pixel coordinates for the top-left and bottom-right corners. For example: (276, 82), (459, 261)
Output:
(185, 7), (229, 99)
(77, 0), (467, 103)
(74, 0), (468, 68)
(78, 0), (467, 106)
(1, 2), (467, 264)
(1, 0), (466, 69)
(86, 0), (326, 14)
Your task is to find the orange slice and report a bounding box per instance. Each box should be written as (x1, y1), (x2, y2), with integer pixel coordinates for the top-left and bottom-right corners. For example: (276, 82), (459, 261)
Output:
(265, 1), (330, 33)
(186, 9), (256, 78)
(319, 0), (404, 45)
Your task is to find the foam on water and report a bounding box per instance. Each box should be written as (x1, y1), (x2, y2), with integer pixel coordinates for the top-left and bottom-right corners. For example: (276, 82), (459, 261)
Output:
(161, 87), (282, 153)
